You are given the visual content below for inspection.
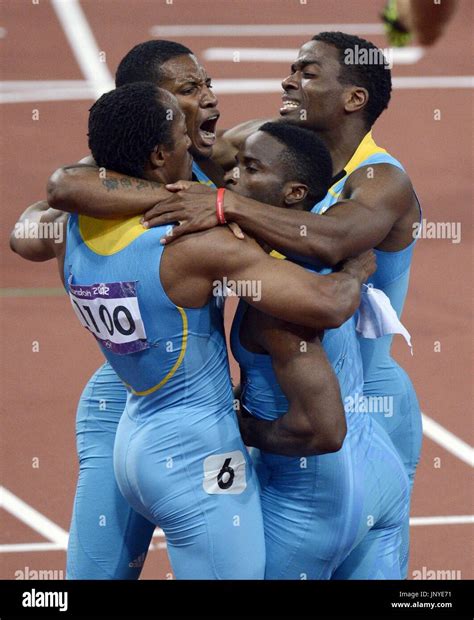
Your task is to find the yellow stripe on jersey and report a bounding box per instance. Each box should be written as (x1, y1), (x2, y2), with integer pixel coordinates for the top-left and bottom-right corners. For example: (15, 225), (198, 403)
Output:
(79, 215), (148, 255)
(269, 250), (286, 260)
(124, 306), (189, 396)
(328, 131), (387, 194)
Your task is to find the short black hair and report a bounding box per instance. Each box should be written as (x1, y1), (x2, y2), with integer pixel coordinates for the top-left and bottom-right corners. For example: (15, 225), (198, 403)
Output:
(259, 122), (333, 206)
(88, 82), (177, 178)
(115, 40), (193, 87)
(312, 31), (392, 127)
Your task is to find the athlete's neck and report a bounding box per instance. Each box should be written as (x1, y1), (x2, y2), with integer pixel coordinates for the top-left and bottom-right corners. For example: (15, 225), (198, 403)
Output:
(193, 155), (226, 187)
(315, 122), (369, 177)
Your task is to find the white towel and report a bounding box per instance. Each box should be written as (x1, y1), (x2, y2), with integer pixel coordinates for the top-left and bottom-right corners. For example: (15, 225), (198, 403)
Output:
(356, 284), (413, 354)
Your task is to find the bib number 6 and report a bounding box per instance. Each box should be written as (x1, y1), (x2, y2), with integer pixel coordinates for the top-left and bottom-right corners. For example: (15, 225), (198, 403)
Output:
(203, 451), (247, 495)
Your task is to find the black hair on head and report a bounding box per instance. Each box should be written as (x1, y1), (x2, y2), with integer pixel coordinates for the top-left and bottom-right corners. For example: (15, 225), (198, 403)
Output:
(115, 40), (193, 87)
(88, 82), (177, 178)
(312, 31), (392, 127)
(259, 122), (333, 206)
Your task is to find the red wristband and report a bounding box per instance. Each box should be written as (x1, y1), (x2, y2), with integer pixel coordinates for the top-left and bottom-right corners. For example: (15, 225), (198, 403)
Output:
(216, 188), (226, 225)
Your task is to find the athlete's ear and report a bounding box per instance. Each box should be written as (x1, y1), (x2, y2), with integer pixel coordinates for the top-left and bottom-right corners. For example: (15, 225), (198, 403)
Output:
(149, 144), (166, 169)
(283, 181), (308, 206)
(344, 86), (369, 115)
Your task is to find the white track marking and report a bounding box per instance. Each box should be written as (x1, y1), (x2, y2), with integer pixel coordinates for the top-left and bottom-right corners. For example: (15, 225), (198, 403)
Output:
(1, 75), (472, 103)
(1, 80), (88, 90)
(210, 76), (474, 94)
(51, 0), (114, 99)
(422, 413), (474, 467)
(204, 47), (425, 65)
(393, 75), (474, 88)
(150, 23), (385, 37)
(410, 515), (474, 526)
(0, 542), (65, 553)
(1, 516), (471, 554)
(0, 486), (69, 548)
(0, 80), (95, 104)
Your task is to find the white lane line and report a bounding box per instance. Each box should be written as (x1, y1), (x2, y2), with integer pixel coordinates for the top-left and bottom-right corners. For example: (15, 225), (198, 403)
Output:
(51, 0), (114, 99)
(204, 47), (425, 65)
(394, 75), (474, 89)
(410, 515), (474, 527)
(2, 75), (473, 104)
(422, 413), (474, 467)
(210, 76), (474, 93)
(0, 85), (96, 104)
(1, 80), (88, 91)
(150, 23), (386, 37)
(0, 542), (65, 553)
(0, 80), (94, 105)
(1, 516), (471, 554)
(0, 486), (69, 549)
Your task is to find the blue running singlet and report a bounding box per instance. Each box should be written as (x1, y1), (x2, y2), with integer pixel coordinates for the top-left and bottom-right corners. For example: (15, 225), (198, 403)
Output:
(65, 164), (264, 579)
(313, 131), (422, 577)
(231, 298), (409, 580)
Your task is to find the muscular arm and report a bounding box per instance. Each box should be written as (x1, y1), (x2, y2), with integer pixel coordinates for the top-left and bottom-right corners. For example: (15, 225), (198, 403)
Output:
(225, 164), (415, 264)
(212, 118), (270, 170)
(9, 200), (67, 262)
(47, 164), (174, 218)
(167, 227), (375, 330)
(147, 164), (415, 266)
(238, 314), (346, 456)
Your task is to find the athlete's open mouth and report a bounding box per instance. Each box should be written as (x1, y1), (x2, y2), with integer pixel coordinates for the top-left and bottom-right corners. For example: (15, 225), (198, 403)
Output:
(280, 96), (301, 115)
(198, 114), (219, 146)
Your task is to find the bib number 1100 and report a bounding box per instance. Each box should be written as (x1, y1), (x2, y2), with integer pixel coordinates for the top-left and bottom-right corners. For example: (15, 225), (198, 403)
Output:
(68, 279), (148, 355)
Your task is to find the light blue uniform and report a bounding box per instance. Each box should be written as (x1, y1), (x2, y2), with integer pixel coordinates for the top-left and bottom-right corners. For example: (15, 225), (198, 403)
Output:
(66, 164), (265, 579)
(67, 362), (154, 579)
(313, 131), (422, 577)
(232, 301), (409, 579)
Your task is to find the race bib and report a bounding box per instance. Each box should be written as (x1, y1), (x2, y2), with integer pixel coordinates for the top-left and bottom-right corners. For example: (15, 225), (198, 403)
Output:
(68, 279), (148, 355)
(202, 451), (247, 495)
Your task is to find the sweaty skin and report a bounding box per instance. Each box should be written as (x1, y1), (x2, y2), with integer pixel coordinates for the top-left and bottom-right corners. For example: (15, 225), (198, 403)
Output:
(12, 104), (377, 333)
(139, 40), (420, 265)
(11, 125), (370, 465)
(46, 53), (225, 217)
(236, 306), (347, 457)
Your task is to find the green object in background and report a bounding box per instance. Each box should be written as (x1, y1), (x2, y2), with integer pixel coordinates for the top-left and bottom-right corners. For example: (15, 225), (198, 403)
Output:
(381, 0), (412, 47)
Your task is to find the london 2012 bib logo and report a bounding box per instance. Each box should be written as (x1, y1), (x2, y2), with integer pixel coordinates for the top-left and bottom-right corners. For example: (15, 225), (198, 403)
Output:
(68, 278), (148, 355)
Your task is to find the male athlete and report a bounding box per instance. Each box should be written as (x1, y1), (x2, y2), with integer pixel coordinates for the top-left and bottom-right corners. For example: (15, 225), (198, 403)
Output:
(23, 34), (420, 576)
(11, 39), (226, 579)
(13, 82), (375, 578)
(229, 121), (408, 578)
(130, 33), (422, 577)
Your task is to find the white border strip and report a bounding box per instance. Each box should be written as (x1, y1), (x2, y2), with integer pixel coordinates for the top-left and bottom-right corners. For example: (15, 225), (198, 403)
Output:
(422, 413), (474, 467)
(203, 47), (425, 65)
(0, 486), (69, 548)
(211, 76), (474, 93)
(51, 0), (114, 99)
(150, 23), (386, 37)
(410, 515), (474, 527)
(0, 542), (65, 553)
(1, 75), (473, 104)
(1, 515), (472, 554)
(394, 76), (474, 89)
